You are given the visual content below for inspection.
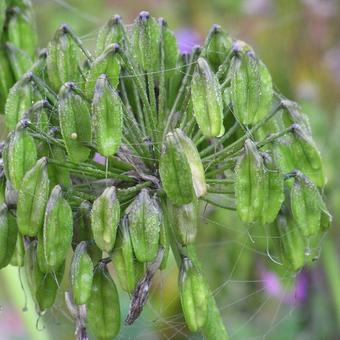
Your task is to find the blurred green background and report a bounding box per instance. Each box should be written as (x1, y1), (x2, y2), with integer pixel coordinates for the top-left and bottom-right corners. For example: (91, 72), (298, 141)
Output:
(1, 0), (340, 339)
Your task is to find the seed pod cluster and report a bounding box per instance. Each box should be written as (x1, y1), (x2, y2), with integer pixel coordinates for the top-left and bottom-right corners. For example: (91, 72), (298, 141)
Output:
(0, 9), (330, 339)
(0, 0), (38, 113)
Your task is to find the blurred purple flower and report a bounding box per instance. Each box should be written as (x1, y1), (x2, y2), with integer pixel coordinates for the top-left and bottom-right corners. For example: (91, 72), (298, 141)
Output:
(260, 267), (309, 305)
(94, 152), (106, 165)
(175, 28), (201, 54)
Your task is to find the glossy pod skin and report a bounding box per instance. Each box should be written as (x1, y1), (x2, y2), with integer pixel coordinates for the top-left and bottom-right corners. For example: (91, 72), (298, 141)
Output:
(3, 125), (37, 190)
(85, 44), (120, 99)
(112, 218), (143, 293)
(174, 129), (207, 198)
(261, 153), (284, 225)
(171, 201), (198, 245)
(202, 24), (232, 72)
(43, 185), (73, 271)
(92, 74), (123, 157)
(95, 15), (125, 56)
(272, 115), (325, 188)
(6, 6), (38, 59)
(191, 57), (224, 137)
(179, 257), (208, 333)
(159, 132), (195, 205)
(70, 241), (94, 305)
(132, 12), (160, 73)
(46, 25), (81, 92)
(290, 172), (322, 238)
(91, 186), (120, 253)
(58, 83), (92, 163)
(126, 189), (161, 262)
(87, 264), (121, 340)
(0, 204), (18, 269)
(235, 139), (264, 223)
(16, 157), (49, 236)
(10, 233), (25, 267)
(276, 212), (305, 273)
(5, 73), (40, 131)
(230, 49), (273, 125)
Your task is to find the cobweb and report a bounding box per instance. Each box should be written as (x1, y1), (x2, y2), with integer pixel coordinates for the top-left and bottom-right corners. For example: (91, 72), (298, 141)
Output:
(6, 1), (326, 339)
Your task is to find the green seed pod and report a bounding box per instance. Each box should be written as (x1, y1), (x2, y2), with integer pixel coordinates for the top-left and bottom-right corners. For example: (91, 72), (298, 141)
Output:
(290, 172), (322, 238)
(269, 114), (324, 187)
(5, 43), (33, 80)
(91, 186), (120, 253)
(43, 185), (73, 271)
(25, 240), (64, 313)
(47, 144), (71, 189)
(159, 215), (170, 270)
(95, 15), (125, 56)
(87, 264), (121, 340)
(235, 139), (264, 223)
(46, 25), (80, 92)
(58, 83), (92, 163)
(36, 232), (54, 273)
(92, 74), (123, 157)
(112, 218), (144, 293)
(159, 18), (179, 77)
(179, 257), (208, 332)
(25, 100), (50, 133)
(174, 129), (207, 197)
(10, 233), (25, 267)
(159, 132), (195, 205)
(261, 153), (284, 225)
(281, 100), (312, 135)
(126, 189), (161, 262)
(171, 201), (198, 245)
(291, 126), (325, 187)
(167, 52), (186, 109)
(16, 157), (49, 236)
(7, 7), (38, 59)
(230, 50), (273, 125)
(72, 201), (101, 265)
(319, 196), (332, 232)
(5, 73), (40, 130)
(132, 11), (160, 72)
(0, 204), (18, 269)
(276, 212), (305, 272)
(5, 124), (37, 189)
(73, 200), (93, 245)
(70, 241), (94, 305)
(0, 47), (15, 113)
(85, 44), (120, 99)
(202, 24), (232, 71)
(191, 57), (224, 137)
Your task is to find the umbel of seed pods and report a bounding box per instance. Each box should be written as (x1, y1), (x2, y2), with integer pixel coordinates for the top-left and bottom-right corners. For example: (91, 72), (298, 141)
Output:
(0, 2), (331, 339)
